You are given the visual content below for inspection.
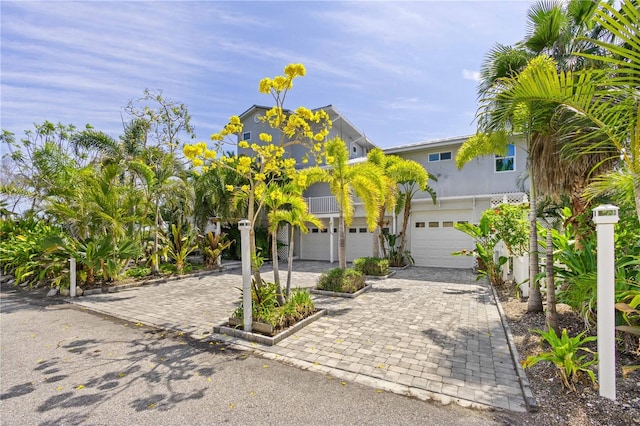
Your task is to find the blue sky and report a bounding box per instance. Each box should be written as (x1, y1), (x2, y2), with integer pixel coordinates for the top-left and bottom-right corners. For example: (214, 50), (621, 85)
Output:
(1, 1), (531, 149)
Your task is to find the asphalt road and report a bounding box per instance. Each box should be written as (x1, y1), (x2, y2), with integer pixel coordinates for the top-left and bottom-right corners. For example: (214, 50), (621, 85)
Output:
(0, 283), (502, 426)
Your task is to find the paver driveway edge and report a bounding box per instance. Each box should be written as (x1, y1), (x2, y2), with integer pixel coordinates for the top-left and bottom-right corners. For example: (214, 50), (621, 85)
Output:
(488, 283), (538, 412)
(217, 339), (499, 412)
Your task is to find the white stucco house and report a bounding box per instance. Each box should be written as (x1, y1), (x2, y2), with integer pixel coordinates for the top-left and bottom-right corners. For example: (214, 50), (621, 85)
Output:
(237, 105), (528, 269)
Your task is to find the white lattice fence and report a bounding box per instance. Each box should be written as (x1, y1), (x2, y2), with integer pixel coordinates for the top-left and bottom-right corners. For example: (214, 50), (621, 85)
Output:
(490, 192), (528, 207)
(277, 224), (289, 260)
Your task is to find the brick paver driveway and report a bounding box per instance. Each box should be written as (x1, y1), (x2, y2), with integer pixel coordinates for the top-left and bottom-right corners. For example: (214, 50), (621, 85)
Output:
(70, 261), (532, 412)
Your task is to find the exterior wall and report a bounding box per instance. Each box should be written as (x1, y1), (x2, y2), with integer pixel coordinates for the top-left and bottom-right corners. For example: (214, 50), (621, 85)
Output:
(388, 138), (527, 199)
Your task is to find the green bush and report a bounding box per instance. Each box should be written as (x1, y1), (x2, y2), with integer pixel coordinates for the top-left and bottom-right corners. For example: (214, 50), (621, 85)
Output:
(317, 268), (366, 293)
(232, 281), (316, 332)
(353, 257), (390, 276)
(125, 266), (152, 279)
(522, 328), (597, 392)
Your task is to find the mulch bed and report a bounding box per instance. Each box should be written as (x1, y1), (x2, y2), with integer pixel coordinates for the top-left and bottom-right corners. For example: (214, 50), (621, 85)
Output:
(493, 283), (640, 425)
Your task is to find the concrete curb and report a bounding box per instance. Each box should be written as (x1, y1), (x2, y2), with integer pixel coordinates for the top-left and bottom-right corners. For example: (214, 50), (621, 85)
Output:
(81, 264), (241, 296)
(310, 283), (373, 298)
(213, 309), (326, 346)
(489, 281), (539, 412)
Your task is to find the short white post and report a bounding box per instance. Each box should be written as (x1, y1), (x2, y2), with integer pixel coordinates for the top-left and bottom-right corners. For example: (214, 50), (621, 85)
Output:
(329, 217), (335, 264)
(238, 219), (252, 332)
(69, 258), (76, 297)
(593, 204), (619, 401)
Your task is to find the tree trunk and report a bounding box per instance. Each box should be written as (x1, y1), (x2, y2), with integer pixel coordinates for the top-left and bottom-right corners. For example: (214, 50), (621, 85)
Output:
(545, 225), (559, 334)
(248, 192), (262, 285)
(285, 225), (295, 299)
(372, 227), (380, 258)
(527, 186), (543, 312)
(398, 195), (412, 254)
(272, 227), (284, 305)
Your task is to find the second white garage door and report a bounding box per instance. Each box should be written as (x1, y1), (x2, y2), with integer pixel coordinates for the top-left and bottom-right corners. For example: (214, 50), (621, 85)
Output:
(410, 210), (475, 269)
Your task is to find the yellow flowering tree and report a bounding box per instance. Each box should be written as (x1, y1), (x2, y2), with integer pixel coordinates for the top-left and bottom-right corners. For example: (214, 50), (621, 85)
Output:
(183, 63), (332, 283)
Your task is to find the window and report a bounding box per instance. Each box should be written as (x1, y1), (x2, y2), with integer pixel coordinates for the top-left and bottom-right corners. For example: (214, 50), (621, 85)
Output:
(320, 228), (328, 233)
(311, 228), (319, 233)
(349, 228), (357, 233)
(428, 221), (439, 228)
(415, 222), (426, 228)
(352, 145), (357, 153)
(359, 228), (367, 233)
(495, 144), (515, 172)
(443, 221), (454, 228)
(242, 132), (251, 141)
(428, 151), (452, 162)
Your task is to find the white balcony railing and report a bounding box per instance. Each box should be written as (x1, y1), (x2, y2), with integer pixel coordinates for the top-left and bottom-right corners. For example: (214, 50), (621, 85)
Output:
(306, 196), (339, 214)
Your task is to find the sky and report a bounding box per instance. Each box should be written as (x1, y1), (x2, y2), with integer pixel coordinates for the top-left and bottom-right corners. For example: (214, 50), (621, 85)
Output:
(1, 1), (532, 150)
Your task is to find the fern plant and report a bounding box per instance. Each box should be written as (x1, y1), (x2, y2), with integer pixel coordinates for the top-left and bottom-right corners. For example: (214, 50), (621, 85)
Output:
(522, 328), (597, 392)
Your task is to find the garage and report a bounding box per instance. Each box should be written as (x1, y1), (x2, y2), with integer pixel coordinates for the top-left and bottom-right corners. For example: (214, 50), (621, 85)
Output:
(410, 210), (475, 268)
(299, 218), (374, 262)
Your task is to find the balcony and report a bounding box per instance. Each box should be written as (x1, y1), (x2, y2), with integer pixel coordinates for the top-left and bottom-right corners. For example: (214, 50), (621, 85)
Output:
(306, 196), (339, 214)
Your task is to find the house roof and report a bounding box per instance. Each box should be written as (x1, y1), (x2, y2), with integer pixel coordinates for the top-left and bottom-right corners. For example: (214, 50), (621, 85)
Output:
(237, 104), (377, 151)
(383, 134), (473, 154)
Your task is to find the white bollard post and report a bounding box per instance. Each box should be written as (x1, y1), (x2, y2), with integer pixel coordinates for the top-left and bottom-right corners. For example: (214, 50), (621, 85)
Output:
(69, 258), (77, 297)
(329, 217), (335, 264)
(593, 204), (619, 401)
(238, 220), (252, 333)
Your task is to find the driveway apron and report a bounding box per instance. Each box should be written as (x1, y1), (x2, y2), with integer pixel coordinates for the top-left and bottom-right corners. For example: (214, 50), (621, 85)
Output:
(69, 262), (531, 412)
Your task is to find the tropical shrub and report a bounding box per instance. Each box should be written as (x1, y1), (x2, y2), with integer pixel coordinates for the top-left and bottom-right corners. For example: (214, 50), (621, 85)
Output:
(198, 231), (232, 269)
(0, 217), (69, 287)
(317, 268), (366, 293)
(232, 281), (316, 332)
(522, 328), (597, 392)
(125, 266), (152, 279)
(452, 214), (507, 285)
(382, 232), (415, 267)
(161, 222), (198, 274)
(353, 257), (390, 276)
(43, 234), (142, 287)
(483, 203), (529, 256)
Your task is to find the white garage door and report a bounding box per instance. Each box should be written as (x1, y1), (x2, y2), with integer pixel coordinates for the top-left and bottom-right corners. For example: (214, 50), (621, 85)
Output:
(411, 210), (475, 268)
(299, 218), (373, 262)
(343, 220), (375, 261)
(300, 225), (335, 261)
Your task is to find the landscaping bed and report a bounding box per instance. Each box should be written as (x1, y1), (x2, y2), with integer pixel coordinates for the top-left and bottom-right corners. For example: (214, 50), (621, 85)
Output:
(493, 284), (640, 425)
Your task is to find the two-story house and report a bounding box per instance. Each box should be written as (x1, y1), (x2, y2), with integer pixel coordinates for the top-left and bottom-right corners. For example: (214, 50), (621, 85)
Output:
(237, 105), (527, 269)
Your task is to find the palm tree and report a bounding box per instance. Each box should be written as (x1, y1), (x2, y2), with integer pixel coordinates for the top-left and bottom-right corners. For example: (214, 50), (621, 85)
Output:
(365, 148), (431, 259)
(483, 0), (639, 219)
(264, 181), (322, 303)
(459, 0), (608, 313)
(323, 138), (383, 269)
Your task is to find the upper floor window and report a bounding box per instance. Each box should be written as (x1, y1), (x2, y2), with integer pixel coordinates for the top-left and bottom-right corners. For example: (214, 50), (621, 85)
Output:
(242, 132), (251, 141)
(495, 144), (515, 172)
(428, 151), (452, 162)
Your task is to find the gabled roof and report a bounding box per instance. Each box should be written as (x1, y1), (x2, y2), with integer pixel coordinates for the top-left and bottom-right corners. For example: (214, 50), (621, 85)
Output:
(237, 104), (377, 151)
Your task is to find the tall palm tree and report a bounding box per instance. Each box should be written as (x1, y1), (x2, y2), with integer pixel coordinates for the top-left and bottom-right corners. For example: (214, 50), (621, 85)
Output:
(459, 0), (607, 313)
(264, 181), (322, 303)
(365, 148), (431, 258)
(487, 0), (639, 221)
(323, 138), (383, 269)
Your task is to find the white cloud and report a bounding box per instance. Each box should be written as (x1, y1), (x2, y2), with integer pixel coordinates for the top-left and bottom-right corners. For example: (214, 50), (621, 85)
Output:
(462, 69), (481, 81)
